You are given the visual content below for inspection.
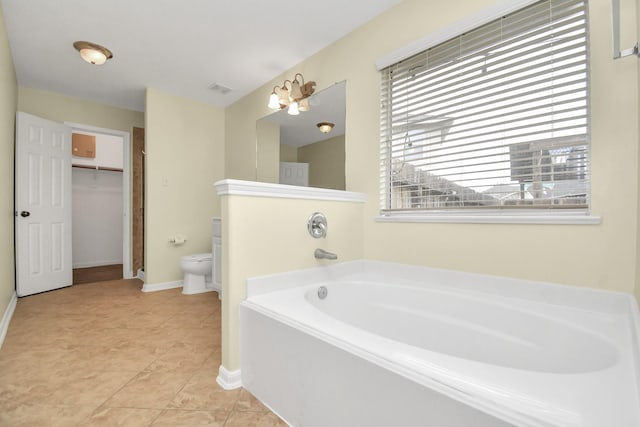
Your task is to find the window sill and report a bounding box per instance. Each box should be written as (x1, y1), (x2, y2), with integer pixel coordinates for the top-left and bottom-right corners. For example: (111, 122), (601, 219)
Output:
(375, 212), (601, 225)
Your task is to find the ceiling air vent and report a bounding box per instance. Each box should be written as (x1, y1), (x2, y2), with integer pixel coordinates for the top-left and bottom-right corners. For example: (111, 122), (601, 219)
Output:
(208, 83), (232, 95)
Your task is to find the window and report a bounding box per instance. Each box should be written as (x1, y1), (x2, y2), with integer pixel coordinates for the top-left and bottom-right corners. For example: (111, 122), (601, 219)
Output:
(380, 0), (590, 216)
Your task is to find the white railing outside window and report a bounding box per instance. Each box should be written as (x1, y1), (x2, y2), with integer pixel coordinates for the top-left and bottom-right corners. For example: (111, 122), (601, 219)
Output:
(380, 0), (590, 219)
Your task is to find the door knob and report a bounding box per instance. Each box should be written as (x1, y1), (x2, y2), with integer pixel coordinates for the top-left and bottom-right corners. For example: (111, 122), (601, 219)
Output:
(20, 211), (30, 217)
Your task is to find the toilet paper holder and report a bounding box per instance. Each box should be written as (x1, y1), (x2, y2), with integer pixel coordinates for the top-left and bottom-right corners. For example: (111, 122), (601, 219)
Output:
(169, 235), (187, 245)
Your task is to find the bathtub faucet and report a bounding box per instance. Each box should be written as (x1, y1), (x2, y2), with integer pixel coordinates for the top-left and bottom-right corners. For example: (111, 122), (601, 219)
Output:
(314, 248), (338, 260)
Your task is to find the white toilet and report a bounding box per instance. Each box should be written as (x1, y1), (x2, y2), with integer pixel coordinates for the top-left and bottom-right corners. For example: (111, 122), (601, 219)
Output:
(180, 253), (213, 295)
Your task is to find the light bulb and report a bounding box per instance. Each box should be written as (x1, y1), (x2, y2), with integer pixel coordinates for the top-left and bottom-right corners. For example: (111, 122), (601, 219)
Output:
(74, 41), (113, 65)
(268, 92), (280, 109)
(80, 48), (107, 65)
(317, 122), (334, 133)
(288, 101), (300, 116)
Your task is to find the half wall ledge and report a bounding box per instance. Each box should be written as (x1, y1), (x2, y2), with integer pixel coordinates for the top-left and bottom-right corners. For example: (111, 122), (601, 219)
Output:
(214, 179), (366, 203)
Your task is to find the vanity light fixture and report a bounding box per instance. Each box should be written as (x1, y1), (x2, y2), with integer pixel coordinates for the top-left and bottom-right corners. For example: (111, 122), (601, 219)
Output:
(317, 122), (335, 134)
(268, 73), (316, 115)
(73, 41), (113, 65)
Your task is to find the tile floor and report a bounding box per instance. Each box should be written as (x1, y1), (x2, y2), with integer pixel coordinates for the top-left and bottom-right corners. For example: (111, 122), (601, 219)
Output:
(0, 279), (287, 426)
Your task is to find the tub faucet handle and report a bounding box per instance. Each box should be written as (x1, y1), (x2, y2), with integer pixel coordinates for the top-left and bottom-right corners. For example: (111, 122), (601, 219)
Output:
(308, 212), (328, 238)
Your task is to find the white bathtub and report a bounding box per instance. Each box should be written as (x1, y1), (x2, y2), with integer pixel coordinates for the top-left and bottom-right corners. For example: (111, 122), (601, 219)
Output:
(240, 260), (640, 427)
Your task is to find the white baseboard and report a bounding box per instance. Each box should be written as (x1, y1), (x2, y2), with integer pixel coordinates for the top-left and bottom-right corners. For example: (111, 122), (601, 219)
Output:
(137, 268), (145, 281)
(0, 292), (17, 349)
(73, 260), (123, 269)
(182, 287), (216, 295)
(217, 365), (242, 390)
(141, 280), (182, 293)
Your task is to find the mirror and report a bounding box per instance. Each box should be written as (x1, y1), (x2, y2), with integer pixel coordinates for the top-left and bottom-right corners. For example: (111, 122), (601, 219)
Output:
(256, 81), (346, 190)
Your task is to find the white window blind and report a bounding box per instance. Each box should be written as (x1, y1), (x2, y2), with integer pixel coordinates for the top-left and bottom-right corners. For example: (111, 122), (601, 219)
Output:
(380, 0), (590, 214)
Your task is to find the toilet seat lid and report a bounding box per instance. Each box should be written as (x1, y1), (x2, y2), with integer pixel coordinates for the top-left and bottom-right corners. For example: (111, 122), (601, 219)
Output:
(182, 253), (212, 262)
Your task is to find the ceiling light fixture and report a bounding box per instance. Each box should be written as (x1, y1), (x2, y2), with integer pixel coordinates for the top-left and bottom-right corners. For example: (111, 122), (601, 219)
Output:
(317, 122), (335, 134)
(73, 41), (113, 65)
(268, 73), (316, 115)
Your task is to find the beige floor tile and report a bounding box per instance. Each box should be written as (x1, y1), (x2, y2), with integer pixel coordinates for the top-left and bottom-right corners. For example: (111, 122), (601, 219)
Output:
(94, 345), (164, 372)
(1, 337), (77, 355)
(68, 327), (149, 347)
(0, 402), (96, 427)
(41, 370), (138, 406)
(0, 365), (75, 406)
(47, 345), (148, 373)
(234, 388), (269, 412)
(180, 329), (221, 350)
(103, 370), (191, 409)
(0, 379), (59, 406)
(144, 351), (211, 375)
(95, 313), (170, 329)
(176, 310), (220, 322)
(0, 280), (281, 425)
(188, 360), (221, 385)
(0, 348), (71, 373)
(150, 409), (229, 427)
(224, 410), (289, 427)
(82, 406), (162, 427)
(150, 342), (213, 369)
(141, 327), (201, 344)
(168, 381), (240, 411)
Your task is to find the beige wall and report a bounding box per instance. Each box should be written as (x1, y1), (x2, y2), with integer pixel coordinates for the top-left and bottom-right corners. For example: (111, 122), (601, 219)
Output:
(225, 91), (266, 181)
(220, 194), (364, 371)
(266, 134), (346, 189)
(279, 144), (298, 163)
(255, 120), (279, 183)
(18, 87), (144, 132)
(0, 2), (17, 321)
(144, 88), (225, 285)
(298, 135), (345, 190)
(225, 0), (640, 296)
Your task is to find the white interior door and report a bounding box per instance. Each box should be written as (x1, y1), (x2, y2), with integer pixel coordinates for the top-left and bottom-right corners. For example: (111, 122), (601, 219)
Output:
(15, 112), (72, 297)
(279, 162), (309, 187)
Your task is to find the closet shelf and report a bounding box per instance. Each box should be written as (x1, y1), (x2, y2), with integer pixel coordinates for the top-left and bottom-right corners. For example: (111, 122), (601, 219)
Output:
(72, 164), (123, 172)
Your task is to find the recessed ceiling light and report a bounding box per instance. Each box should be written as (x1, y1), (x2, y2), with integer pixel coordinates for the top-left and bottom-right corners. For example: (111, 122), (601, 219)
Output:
(73, 41), (113, 65)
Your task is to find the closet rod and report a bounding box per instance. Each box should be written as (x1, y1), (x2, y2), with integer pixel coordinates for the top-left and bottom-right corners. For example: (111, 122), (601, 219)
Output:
(72, 164), (123, 172)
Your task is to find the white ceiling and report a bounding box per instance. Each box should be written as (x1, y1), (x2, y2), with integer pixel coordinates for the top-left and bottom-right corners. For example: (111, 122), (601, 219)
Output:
(2, 0), (400, 112)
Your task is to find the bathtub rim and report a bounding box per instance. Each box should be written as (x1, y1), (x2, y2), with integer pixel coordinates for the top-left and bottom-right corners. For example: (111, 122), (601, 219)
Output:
(247, 260), (638, 314)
